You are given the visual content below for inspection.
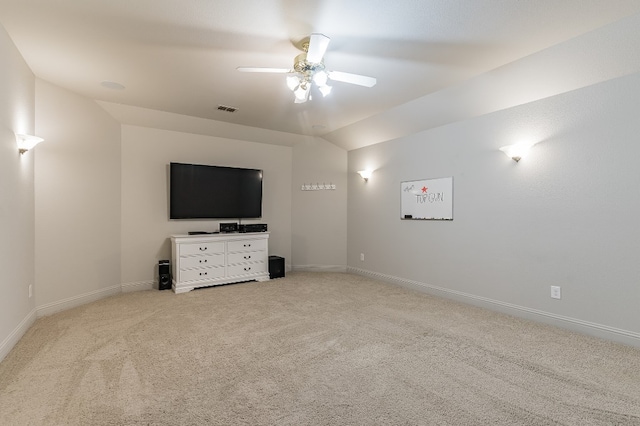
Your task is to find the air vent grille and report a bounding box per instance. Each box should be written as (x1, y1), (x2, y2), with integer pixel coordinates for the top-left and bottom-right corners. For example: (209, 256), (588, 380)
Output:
(217, 105), (238, 113)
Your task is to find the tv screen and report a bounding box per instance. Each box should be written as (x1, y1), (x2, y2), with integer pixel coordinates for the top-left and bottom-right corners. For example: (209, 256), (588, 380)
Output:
(170, 162), (263, 219)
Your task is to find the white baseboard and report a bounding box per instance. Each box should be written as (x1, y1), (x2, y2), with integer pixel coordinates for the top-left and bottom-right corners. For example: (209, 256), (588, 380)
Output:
(36, 284), (121, 318)
(292, 264), (347, 273)
(3, 280), (153, 362)
(348, 267), (640, 348)
(0, 308), (36, 363)
(121, 280), (154, 292)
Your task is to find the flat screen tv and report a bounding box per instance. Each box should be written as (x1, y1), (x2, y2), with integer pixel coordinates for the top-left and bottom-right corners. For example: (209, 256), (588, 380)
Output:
(170, 162), (263, 219)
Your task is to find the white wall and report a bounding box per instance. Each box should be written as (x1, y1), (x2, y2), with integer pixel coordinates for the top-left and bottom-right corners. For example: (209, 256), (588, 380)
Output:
(0, 24), (36, 361)
(34, 79), (122, 315)
(291, 137), (348, 271)
(120, 125), (293, 289)
(348, 72), (640, 347)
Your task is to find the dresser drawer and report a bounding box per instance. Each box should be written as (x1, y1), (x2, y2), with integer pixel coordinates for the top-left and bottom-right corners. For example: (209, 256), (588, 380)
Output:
(227, 239), (266, 253)
(228, 262), (267, 277)
(180, 266), (225, 283)
(180, 253), (225, 269)
(227, 251), (265, 265)
(180, 241), (225, 256)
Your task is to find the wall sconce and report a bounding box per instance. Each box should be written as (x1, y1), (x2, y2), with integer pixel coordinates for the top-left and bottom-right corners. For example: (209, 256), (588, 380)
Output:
(499, 142), (537, 162)
(16, 133), (44, 154)
(357, 170), (373, 182)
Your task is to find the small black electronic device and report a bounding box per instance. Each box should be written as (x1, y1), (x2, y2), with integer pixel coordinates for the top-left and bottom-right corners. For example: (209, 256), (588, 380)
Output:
(220, 223), (238, 233)
(188, 231), (210, 235)
(239, 223), (268, 233)
(158, 260), (171, 290)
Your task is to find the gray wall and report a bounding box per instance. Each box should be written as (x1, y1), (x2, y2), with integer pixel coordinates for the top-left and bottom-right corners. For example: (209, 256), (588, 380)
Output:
(35, 79), (122, 315)
(292, 137), (347, 271)
(0, 24), (37, 361)
(348, 72), (640, 346)
(120, 125), (293, 288)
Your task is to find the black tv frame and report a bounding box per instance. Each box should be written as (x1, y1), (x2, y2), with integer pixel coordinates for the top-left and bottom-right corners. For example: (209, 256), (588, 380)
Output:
(169, 162), (263, 220)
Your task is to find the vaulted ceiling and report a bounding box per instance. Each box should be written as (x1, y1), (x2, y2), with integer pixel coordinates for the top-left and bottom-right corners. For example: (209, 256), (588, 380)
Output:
(2, 0), (640, 150)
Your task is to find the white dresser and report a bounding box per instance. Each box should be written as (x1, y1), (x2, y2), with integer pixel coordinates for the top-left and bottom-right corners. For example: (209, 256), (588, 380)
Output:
(170, 232), (270, 293)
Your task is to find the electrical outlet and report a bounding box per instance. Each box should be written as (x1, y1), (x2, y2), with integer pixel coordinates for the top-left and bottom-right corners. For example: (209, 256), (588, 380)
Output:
(550, 285), (561, 299)
(360, 253), (364, 261)
(28, 284), (33, 298)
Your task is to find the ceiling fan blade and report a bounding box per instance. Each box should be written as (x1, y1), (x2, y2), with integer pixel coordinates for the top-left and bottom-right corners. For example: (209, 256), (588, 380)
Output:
(236, 67), (292, 73)
(327, 71), (377, 87)
(306, 33), (330, 64)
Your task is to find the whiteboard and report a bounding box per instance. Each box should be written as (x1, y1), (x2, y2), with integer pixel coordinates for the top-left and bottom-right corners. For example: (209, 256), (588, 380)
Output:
(401, 177), (453, 220)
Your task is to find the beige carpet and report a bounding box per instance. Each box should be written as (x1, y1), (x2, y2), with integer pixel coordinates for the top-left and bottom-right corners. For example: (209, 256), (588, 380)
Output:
(1, 272), (639, 425)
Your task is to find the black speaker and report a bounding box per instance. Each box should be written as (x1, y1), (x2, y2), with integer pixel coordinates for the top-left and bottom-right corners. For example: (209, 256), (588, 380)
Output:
(159, 260), (171, 290)
(268, 256), (285, 279)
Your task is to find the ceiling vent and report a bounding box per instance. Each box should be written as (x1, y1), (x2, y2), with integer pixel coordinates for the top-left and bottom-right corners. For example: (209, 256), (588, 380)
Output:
(217, 105), (238, 113)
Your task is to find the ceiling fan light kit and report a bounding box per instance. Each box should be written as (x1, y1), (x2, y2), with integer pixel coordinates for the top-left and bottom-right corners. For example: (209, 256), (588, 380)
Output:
(237, 33), (376, 104)
(318, 85), (332, 97)
(294, 83), (311, 103)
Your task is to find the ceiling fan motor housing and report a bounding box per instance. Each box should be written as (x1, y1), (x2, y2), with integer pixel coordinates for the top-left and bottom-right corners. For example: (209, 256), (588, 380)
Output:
(294, 52), (325, 75)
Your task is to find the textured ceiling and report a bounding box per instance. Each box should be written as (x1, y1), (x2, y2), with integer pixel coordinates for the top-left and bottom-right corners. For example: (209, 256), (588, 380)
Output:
(2, 0), (640, 150)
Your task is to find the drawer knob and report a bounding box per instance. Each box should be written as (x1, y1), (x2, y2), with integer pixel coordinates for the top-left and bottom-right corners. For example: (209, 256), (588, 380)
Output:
(244, 267), (251, 271)
(199, 247), (207, 251)
(199, 259), (207, 263)
(199, 272), (208, 276)
(244, 255), (251, 259)
(244, 244), (251, 247)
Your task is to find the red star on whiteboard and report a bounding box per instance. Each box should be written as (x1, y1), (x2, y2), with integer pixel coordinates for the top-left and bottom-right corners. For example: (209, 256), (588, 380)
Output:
(421, 186), (428, 193)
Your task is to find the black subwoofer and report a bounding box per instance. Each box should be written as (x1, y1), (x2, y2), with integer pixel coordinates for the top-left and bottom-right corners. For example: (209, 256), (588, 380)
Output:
(268, 256), (285, 279)
(159, 260), (171, 290)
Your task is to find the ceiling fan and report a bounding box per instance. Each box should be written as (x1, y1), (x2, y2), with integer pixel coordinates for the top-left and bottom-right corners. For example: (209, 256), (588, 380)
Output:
(237, 33), (376, 103)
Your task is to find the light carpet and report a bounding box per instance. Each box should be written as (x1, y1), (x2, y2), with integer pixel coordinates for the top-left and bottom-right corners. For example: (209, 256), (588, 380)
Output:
(1, 272), (639, 425)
